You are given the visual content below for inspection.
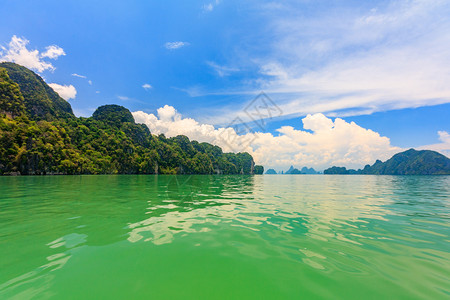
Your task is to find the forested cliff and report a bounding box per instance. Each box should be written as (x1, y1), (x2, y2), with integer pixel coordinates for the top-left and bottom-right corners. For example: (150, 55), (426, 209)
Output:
(0, 62), (263, 175)
(324, 149), (450, 175)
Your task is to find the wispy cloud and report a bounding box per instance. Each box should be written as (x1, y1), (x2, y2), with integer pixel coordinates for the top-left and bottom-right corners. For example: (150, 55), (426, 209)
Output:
(202, 0), (221, 12)
(117, 95), (146, 104)
(206, 61), (239, 77)
(72, 73), (92, 85)
(164, 41), (189, 50)
(71, 73), (87, 79)
(118, 95), (131, 101)
(266, 1), (450, 114)
(194, 1), (450, 119)
(0, 35), (65, 72)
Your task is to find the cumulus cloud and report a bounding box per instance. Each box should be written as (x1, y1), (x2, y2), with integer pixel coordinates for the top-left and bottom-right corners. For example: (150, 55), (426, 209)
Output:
(133, 105), (401, 170)
(0, 35), (65, 72)
(48, 83), (77, 100)
(142, 83), (152, 90)
(164, 41), (189, 50)
(41, 45), (65, 59)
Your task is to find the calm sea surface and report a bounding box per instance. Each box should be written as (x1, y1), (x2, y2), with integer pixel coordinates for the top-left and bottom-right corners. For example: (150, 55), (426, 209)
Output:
(0, 175), (449, 299)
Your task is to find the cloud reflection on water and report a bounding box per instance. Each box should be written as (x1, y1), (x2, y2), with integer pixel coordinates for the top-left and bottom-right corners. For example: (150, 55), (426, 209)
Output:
(127, 175), (397, 246)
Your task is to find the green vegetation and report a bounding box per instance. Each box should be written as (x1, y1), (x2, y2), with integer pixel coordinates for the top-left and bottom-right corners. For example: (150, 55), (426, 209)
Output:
(1, 62), (73, 120)
(324, 149), (450, 175)
(0, 63), (263, 175)
(254, 165), (264, 174)
(92, 104), (135, 125)
(0, 67), (26, 117)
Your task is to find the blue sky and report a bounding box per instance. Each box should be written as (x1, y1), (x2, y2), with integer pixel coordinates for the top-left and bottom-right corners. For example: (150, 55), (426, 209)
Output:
(1, 0), (449, 170)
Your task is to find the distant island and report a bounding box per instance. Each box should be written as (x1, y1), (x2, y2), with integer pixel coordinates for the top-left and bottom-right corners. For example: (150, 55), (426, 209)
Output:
(265, 168), (277, 174)
(0, 62), (264, 175)
(265, 166), (320, 174)
(324, 149), (450, 175)
(264, 150), (450, 175)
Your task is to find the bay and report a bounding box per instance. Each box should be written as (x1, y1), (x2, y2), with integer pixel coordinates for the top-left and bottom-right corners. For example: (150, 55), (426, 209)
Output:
(0, 175), (449, 299)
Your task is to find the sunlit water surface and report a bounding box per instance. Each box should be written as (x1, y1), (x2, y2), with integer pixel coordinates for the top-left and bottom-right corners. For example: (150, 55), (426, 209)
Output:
(0, 175), (449, 299)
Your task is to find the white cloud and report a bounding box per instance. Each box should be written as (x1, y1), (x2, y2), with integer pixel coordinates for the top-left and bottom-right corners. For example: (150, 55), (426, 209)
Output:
(419, 131), (450, 157)
(142, 83), (152, 90)
(0, 36), (65, 72)
(71, 73), (86, 79)
(48, 83), (77, 100)
(41, 45), (65, 59)
(164, 41), (189, 50)
(88, 80), (92, 85)
(133, 105), (400, 170)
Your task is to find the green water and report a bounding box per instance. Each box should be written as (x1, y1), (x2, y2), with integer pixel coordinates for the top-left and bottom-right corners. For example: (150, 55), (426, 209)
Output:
(0, 175), (449, 299)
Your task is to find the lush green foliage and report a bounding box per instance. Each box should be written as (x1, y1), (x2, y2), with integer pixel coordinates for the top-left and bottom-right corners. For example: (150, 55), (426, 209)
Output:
(92, 104), (135, 125)
(0, 62), (73, 120)
(0, 68), (26, 117)
(324, 149), (450, 175)
(254, 165), (264, 174)
(0, 63), (263, 175)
